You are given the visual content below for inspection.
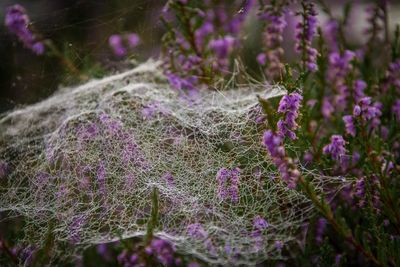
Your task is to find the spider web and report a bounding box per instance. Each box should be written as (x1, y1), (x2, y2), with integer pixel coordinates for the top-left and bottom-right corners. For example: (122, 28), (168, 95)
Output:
(0, 61), (345, 266)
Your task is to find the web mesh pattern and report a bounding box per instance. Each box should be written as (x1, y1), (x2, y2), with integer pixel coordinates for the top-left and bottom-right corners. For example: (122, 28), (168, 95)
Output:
(1, 61), (324, 265)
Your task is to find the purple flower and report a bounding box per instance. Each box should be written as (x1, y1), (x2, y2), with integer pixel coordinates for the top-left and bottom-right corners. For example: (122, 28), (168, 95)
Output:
(187, 223), (208, 239)
(148, 239), (175, 266)
(76, 123), (98, 141)
(209, 36), (235, 58)
(327, 50), (355, 110)
(354, 79), (367, 102)
(275, 240), (284, 251)
(257, 53), (267, 65)
(322, 97), (334, 118)
(253, 216), (269, 230)
(166, 73), (197, 92)
(195, 22), (214, 50)
(343, 115), (356, 137)
(109, 34), (127, 57)
(295, 1), (318, 72)
(385, 60), (400, 93)
(357, 97), (382, 122)
(70, 216), (85, 243)
(258, 5), (287, 79)
(162, 172), (175, 187)
(315, 218), (327, 244)
(262, 130), (300, 188)
(216, 167), (240, 203)
(5, 4), (45, 55)
(324, 19), (339, 52)
(277, 92), (303, 140)
(323, 135), (347, 161)
(127, 33), (140, 48)
(141, 101), (169, 120)
(209, 36), (236, 71)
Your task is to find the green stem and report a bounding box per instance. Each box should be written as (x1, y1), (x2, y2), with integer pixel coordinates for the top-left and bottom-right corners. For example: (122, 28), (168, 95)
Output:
(298, 176), (384, 267)
(44, 40), (88, 81)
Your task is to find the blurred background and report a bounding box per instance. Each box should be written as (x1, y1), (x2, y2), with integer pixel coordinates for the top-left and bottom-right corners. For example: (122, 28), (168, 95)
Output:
(0, 0), (165, 113)
(1, 0), (400, 114)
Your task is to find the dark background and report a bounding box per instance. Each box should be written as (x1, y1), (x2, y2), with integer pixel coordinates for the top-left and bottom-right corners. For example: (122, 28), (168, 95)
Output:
(0, 0), (164, 113)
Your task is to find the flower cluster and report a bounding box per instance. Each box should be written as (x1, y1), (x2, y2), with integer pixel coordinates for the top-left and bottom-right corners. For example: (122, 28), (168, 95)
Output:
(262, 130), (300, 188)
(343, 96), (382, 137)
(295, 1), (318, 72)
(5, 4), (45, 55)
(109, 33), (140, 57)
(277, 92), (303, 140)
(162, 0), (254, 93)
(322, 135), (347, 161)
(216, 167), (240, 202)
(326, 50), (356, 112)
(257, 2), (288, 79)
(146, 239), (176, 266)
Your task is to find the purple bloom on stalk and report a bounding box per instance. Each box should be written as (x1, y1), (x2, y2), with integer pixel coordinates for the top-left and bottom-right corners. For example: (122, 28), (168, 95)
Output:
(324, 19), (339, 52)
(216, 167), (240, 203)
(354, 79), (367, 102)
(195, 22), (214, 50)
(127, 33), (140, 48)
(253, 216), (269, 230)
(162, 172), (175, 186)
(275, 240), (284, 251)
(277, 92), (303, 140)
(356, 97), (382, 122)
(187, 223), (208, 239)
(5, 5), (45, 55)
(148, 239), (175, 266)
(322, 97), (334, 118)
(209, 36), (236, 59)
(262, 130), (300, 188)
(209, 35), (236, 72)
(315, 218), (327, 244)
(385, 60), (400, 93)
(109, 34), (127, 57)
(323, 135), (346, 161)
(343, 115), (356, 137)
(256, 53), (267, 65)
(295, 1), (318, 72)
(327, 50), (355, 109)
(166, 73), (197, 92)
(141, 101), (169, 120)
(258, 6), (287, 79)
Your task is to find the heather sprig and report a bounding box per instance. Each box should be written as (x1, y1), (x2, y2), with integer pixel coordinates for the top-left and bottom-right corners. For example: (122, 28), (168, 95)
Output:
(5, 4), (45, 55)
(161, 0), (254, 93)
(257, 0), (288, 79)
(5, 4), (86, 80)
(295, 0), (319, 72)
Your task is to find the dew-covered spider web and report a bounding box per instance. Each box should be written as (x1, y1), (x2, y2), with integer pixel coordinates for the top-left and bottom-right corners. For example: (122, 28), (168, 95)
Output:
(0, 61), (343, 266)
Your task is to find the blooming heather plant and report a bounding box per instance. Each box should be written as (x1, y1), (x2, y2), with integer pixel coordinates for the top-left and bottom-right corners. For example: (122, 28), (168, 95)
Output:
(257, 0), (289, 80)
(5, 4), (45, 55)
(109, 33), (140, 57)
(2, 0), (400, 266)
(161, 0), (254, 93)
